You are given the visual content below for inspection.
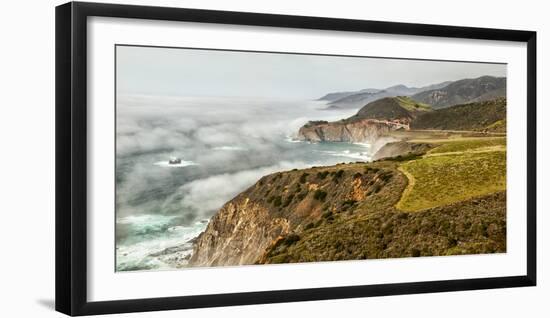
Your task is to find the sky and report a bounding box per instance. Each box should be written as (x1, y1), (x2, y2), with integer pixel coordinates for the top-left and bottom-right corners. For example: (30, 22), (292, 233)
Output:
(116, 45), (507, 100)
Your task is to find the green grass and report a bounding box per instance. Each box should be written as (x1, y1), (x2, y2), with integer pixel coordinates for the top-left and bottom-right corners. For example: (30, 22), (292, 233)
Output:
(428, 137), (506, 154)
(397, 150), (506, 211)
(395, 96), (432, 112)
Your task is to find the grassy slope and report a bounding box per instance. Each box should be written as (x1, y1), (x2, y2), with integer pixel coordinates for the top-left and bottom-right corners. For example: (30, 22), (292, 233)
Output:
(395, 96), (431, 112)
(397, 150), (506, 211)
(427, 137), (506, 154)
(410, 98), (506, 131)
(258, 135), (506, 264)
(347, 96), (431, 122)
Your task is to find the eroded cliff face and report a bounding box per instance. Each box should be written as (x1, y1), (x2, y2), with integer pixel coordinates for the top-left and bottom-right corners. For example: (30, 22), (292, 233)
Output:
(188, 154), (506, 266)
(188, 164), (392, 267)
(297, 119), (398, 143)
(189, 198), (291, 266)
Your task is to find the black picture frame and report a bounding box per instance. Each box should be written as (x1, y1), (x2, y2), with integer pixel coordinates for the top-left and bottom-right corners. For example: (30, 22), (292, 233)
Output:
(55, 1), (537, 316)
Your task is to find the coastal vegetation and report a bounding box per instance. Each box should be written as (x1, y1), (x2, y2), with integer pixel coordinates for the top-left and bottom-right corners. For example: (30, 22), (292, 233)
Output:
(189, 128), (507, 266)
(188, 79), (507, 268)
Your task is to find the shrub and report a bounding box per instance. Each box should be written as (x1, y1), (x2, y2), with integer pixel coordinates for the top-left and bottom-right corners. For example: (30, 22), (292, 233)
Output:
(365, 166), (380, 173)
(343, 199), (357, 206)
(313, 189), (328, 201)
(283, 234), (301, 246)
(299, 173), (309, 184)
(447, 237), (458, 247)
(297, 191), (308, 201)
(304, 222), (315, 230)
(411, 249), (421, 257)
(322, 211), (333, 219)
(316, 171), (329, 180)
(333, 241), (343, 252)
(272, 196), (282, 207)
(270, 254), (289, 264)
(379, 172), (393, 182)
(283, 194), (295, 207)
(353, 172), (362, 179)
(384, 152), (422, 162)
(371, 183), (382, 193)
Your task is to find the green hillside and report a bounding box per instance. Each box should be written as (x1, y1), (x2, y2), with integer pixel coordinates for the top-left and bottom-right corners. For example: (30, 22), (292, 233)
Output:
(410, 98), (506, 132)
(257, 136), (506, 263)
(345, 96), (431, 123)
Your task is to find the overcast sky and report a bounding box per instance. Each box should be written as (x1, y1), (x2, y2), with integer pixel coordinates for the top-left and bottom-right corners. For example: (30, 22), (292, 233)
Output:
(116, 45), (506, 100)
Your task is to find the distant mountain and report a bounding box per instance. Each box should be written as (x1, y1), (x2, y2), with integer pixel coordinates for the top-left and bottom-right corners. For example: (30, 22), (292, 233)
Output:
(324, 81), (451, 109)
(318, 88), (380, 102)
(317, 91), (358, 102)
(411, 97), (506, 132)
(385, 84), (420, 96)
(326, 90), (393, 109)
(410, 76), (506, 109)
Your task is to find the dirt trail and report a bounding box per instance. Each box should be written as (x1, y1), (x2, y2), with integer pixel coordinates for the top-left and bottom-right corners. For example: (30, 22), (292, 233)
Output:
(395, 166), (415, 211)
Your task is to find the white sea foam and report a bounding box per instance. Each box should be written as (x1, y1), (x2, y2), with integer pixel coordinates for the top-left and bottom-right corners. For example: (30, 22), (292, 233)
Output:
(319, 150), (371, 161)
(353, 142), (372, 148)
(284, 135), (303, 143)
(153, 160), (198, 168)
(116, 216), (207, 271)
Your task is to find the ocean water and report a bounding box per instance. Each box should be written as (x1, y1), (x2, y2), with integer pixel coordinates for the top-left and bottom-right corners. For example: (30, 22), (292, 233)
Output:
(115, 95), (380, 271)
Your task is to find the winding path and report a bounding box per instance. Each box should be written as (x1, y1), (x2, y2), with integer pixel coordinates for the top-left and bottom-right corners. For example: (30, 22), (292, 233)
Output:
(395, 166), (416, 211)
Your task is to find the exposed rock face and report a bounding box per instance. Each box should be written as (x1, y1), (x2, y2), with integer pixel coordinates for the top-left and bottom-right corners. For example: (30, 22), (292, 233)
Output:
(188, 164), (395, 267)
(188, 158), (506, 266)
(189, 198), (290, 266)
(297, 97), (428, 143)
(297, 119), (395, 143)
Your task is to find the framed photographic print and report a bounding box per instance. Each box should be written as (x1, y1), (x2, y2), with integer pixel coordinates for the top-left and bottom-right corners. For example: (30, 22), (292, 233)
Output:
(55, 1), (536, 316)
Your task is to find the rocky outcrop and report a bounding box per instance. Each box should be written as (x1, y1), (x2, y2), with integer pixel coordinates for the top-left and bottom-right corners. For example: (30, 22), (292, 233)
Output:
(188, 163), (399, 267)
(188, 157), (506, 266)
(372, 141), (434, 160)
(297, 96), (429, 143)
(297, 119), (396, 143)
(189, 198), (291, 266)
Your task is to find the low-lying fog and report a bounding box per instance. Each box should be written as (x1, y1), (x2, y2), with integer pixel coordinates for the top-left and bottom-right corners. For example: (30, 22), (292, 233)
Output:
(115, 94), (377, 270)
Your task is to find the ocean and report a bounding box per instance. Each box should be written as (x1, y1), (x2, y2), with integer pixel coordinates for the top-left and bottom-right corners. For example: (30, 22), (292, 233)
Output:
(115, 95), (379, 271)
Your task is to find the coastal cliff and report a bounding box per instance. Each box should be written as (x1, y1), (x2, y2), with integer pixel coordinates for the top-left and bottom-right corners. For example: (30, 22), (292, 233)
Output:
(188, 137), (506, 267)
(188, 97), (508, 268)
(189, 163), (405, 267)
(297, 119), (395, 143)
(297, 96), (430, 143)
(189, 198), (291, 266)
